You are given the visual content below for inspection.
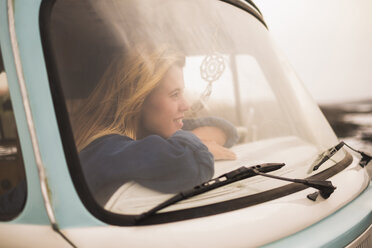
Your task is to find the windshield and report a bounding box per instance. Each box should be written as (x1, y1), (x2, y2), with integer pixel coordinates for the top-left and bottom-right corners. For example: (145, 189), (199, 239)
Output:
(44, 0), (340, 219)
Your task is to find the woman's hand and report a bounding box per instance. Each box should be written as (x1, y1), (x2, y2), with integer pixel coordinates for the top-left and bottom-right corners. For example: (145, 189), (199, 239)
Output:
(202, 140), (237, 161)
(191, 126), (236, 161)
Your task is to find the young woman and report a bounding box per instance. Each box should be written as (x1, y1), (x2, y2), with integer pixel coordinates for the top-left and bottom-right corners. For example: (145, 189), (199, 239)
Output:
(73, 45), (238, 206)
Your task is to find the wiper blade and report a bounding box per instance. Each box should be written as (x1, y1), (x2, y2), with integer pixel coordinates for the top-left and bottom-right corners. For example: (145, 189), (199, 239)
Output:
(312, 142), (345, 171)
(135, 163), (285, 223)
(136, 162), (336, 223)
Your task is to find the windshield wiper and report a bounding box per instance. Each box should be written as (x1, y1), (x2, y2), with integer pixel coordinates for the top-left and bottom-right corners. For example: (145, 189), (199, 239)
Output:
(136, 163), (284, 223)
(136, 162), (336, 223)
(251, 168), (336, 199)
(312, 141), (372, 171)
(312, 142), (345, 171)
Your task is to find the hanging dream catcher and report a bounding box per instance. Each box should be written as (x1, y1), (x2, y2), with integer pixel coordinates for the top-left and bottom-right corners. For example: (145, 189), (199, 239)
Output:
(190, 53), (226, 115)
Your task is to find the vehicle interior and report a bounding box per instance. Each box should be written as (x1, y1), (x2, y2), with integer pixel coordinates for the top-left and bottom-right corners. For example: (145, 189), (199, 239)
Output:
(0, 51), (27, 221)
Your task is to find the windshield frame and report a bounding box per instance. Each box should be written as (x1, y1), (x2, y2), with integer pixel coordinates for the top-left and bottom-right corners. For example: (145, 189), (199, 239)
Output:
(39, 0), (351, 226)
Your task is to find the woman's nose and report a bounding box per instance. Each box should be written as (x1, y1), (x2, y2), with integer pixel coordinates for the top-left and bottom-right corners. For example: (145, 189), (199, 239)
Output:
(179, 96), (190, 112)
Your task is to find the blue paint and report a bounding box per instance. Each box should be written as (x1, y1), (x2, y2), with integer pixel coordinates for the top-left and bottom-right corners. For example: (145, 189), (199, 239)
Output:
(12, 0), (104, 228)
(0, 0), (50, 225)
(0, 0), (103, 227)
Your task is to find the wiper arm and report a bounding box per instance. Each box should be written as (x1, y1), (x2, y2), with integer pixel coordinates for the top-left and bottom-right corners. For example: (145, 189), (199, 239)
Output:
(136, 162), (336, 223)
(312, 141), (372, 171)
(136, 163), (285, 223)
(252, 169), (336, 199)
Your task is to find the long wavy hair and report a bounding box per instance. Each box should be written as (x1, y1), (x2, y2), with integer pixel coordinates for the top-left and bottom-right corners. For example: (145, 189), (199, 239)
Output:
(73, 45), (185, 152)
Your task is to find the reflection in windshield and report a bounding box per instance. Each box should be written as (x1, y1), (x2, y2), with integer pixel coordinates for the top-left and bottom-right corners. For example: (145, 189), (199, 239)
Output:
(49, 0), (339, 214)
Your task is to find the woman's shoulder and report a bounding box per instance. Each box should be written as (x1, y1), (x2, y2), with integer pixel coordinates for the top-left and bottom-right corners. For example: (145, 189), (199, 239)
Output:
(80, 134), (132, 154)
(92, 134), (132, 145)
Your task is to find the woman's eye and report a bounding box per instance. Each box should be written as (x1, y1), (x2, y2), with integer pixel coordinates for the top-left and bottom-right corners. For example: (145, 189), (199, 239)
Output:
(171, 92), (180, 98)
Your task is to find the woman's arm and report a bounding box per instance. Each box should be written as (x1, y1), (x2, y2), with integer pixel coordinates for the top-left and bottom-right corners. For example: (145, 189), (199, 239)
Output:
(79, 131), (214, 204)
(182, 116), (239, 148)
(191, 126), (236, 160)
(183, 117), (238, 160)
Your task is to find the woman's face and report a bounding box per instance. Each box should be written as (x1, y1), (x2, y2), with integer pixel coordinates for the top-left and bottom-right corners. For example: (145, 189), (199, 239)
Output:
(139, 66), (190, 139)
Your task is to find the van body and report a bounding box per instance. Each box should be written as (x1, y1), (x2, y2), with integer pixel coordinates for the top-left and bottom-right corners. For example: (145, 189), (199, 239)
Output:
(0, 0), (371, 247)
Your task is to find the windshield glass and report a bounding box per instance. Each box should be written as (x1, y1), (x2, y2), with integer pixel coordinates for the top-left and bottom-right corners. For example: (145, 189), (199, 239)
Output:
(46, 0), (339, 216)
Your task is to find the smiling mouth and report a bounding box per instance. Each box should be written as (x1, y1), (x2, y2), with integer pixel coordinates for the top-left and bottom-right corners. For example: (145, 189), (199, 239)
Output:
(174, 117), (184, 128)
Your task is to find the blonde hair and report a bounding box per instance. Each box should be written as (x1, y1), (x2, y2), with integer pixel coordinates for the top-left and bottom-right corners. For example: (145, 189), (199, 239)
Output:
(73, 45), (185, 152)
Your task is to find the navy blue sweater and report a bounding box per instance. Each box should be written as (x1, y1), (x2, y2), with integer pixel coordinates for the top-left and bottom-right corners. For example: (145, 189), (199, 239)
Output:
(79, 130), (214, 205)
(0, 118), (237, 211)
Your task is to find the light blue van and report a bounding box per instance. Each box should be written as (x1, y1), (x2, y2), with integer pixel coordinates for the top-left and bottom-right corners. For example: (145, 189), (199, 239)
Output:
(0, 0), (371, 247)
